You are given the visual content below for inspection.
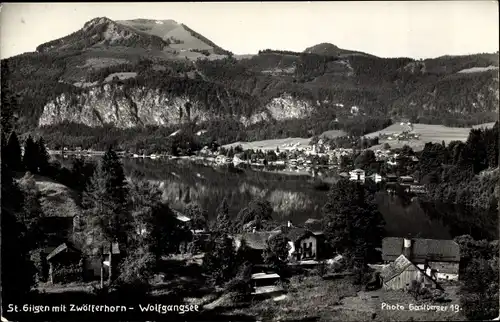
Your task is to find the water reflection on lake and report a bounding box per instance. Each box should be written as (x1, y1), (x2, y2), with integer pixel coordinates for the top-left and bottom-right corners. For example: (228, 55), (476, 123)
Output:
(53, 155), (498, 240)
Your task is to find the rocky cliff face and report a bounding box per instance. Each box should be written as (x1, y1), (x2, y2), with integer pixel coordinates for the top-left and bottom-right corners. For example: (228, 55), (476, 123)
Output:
(39, 84), (314, 128)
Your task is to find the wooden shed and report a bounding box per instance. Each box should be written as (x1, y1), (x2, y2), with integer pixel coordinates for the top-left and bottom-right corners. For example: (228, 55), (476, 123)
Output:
(381, 254), (441, 291)
(46, 242), (83, 284)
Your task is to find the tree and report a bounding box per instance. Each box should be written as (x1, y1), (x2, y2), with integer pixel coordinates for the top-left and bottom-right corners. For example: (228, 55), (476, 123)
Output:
(465, 129), (487, 174)
(1, 207), (37, 303)
(129, 180), (181, 263)
(115, 246), (156, 298)
(71, 158), (96, 193)
(459, 257), (499, 320)
(419, 142), (448, 175)
(224, 261), (253, 301)
(100, 146), (129, 211)
(82, 146), (131, 285)
(0, 85), (19, 134)
(203, 234), (237, 285)
(339, 155), (353, 169)
(235, 197), (273, 231)
(23, 135), (39, 174)
(354, 150), (376, 172)
(399, 145), (414, 157)
(18, 172), (45, 248)
(37, 137), (50, 175)
(322, 179), (384, 262)
(5, 131), (23, 171)
(185, 203), (208, 231)
(1, 105), (37, 303)
(483, 123), (499, 169)
(215, 197), (232, 234)
(263, 233), (290, 275)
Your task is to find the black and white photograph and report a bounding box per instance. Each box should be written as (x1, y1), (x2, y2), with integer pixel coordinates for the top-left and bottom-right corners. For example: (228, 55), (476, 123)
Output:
(0, 2), (499, 321)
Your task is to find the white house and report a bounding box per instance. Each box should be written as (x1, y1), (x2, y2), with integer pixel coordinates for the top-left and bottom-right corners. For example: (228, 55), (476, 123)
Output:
(368, 173), (383, 183)
(349, 169), (366, 182)
(215, 155), (227, 164)
(233, 154), (245, 165)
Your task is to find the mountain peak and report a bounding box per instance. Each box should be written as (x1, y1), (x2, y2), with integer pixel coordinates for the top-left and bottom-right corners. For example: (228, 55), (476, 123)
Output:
(36, 16), (167, 53)
(83, 17), (114, 30)
(35, 16), (232, 59)
(304, 42), (373, 57)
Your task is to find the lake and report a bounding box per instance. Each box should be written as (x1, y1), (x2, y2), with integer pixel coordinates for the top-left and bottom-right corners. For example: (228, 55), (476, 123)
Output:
(53, 155), (498, 240)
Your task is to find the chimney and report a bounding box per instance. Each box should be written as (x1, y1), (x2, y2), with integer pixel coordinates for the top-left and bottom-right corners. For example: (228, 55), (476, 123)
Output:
(403, 238), (412, 259)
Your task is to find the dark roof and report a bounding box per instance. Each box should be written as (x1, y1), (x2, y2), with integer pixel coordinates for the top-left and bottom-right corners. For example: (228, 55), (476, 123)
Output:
(270, 220), (298, 234)
(382, 237), (460, 263)
(237, 232), (279, 250)
(287, 228), (314, 242)
(47, 242), (81, 261)
(304, 219), (323, 232)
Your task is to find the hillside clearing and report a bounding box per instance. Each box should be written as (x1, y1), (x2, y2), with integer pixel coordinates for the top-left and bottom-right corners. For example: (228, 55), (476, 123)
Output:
(224, 130), (347, 151)
(320, 129), (348, 139)
(457, 66), (499, 73)
(16, 174), (81, 218)
(223, 137), (312, 151)
(104, 72), (137, 82)
(366, 122), (495, 151)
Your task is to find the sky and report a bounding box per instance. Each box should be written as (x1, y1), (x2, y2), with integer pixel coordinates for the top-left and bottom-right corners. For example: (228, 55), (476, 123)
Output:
(0, 2), (498, 60)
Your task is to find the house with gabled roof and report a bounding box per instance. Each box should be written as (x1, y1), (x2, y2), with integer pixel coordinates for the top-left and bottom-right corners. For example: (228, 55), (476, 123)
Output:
(381, 254), (442, 291)
(349, 168), (365, 182)
(304, 218), (322, 233)
(382, 237), (460, 281)
(286, 228), (322, 261)
(233, 231), (280, 263)
(367, 173), (383, 183)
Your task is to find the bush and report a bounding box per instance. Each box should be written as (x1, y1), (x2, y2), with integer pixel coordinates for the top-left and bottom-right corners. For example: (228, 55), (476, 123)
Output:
(313, 261), (328, 277)
(224, 277), (252, 301)
(352, 265), (374, 286)
(187, 235), (203, 255)
(30, 248), (49, 283)
(408, 280), (444, 301)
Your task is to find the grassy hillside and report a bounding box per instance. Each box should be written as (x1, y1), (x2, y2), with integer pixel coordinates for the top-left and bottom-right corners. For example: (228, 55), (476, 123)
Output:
(366, 122), (496, 151)
(15, 174), (81, 218)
